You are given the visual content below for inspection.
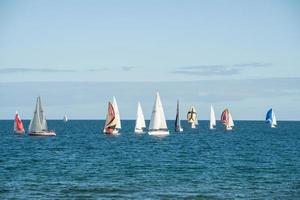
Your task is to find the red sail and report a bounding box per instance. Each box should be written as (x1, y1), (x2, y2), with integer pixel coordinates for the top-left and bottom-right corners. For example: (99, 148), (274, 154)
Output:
(15, 113), (25, 133)
(221, 109), (229, 126)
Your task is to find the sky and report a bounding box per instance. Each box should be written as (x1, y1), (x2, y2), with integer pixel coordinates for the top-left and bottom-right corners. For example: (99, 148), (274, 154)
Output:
(0, 0), (299, 120)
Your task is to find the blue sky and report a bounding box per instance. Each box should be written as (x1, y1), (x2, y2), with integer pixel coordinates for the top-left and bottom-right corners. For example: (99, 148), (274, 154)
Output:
(0, 0), (299, 119)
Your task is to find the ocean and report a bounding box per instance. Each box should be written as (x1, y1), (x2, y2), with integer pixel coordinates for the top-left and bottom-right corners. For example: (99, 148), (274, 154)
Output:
(0, 120), (299, 199)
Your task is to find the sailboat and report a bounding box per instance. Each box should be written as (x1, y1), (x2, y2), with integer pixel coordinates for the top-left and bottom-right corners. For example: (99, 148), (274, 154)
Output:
(210, 105), (216, 130)
(148, 92), (169, 136)
(28, 96), (56, 136)
(221, 108), (234, 131)
(14, 111), (25, 134)
(63, 115), (68, 123)
(112, 96), (121, 133)
(187, 106), (198, 128)
(175, 100), (183, 132)
(266, 108), (277, 128)
(103, 102), (119, 134)
(135, 101), (146, 133)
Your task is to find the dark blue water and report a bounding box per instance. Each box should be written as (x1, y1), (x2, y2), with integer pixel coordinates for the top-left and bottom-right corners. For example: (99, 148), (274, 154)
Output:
(0, 120), (300, 199)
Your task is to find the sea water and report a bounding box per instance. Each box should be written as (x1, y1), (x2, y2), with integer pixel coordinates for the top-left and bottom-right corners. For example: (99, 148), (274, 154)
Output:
(0, 120), (299, 199)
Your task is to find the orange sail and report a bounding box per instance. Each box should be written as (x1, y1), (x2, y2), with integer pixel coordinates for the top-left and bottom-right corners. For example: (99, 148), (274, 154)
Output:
(14, 112), (25, 134)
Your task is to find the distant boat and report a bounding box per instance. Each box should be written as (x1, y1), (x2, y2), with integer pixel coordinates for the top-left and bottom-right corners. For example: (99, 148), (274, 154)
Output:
(221, 108), (234, 131)
(103, 102), (119, 134)
(63, 115), (68, 123)
(187, 106), (198, 128)
(135, 101), (146, 133)
(112, 96), (121, 132)
(210, 105), (216, 130)
(14, 111), (25, 134)
(28, 96), (56, 136)
(175, 100), (183, 132)
(266, 108), (277, 128)
(148, 92), (169, 136)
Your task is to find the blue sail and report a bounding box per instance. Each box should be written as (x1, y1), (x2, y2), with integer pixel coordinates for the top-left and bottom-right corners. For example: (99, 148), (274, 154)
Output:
(265, 108), (273, 124)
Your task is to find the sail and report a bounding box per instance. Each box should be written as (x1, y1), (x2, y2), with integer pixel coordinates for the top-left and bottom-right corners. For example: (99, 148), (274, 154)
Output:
(38, 96), (48, 130)
(210, 105), (216, 128)
(63, 115), (68, 122)
(112, 96), (121, 129)
(228, 112), (234, 127)
(104, 102), (117, 128)
(14, 112), (25, 132)
(175, 100), (182, 131)
(221, 109), (229, 126)
(272, 111), (277, 126)
(187, 106), (198, 125)
(149, 92), (168, 131)
(135, 102), (146, 130)
(29, 98), (43, 133)
(265, 109), (273, 124)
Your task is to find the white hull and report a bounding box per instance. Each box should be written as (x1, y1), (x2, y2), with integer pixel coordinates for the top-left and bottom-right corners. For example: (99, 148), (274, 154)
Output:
(148, 130), (169, 136)
(191, 123), (196, 129)
(103, 129), (119, 135)
(29, 131), (56, 136)
(225, 126), (233, 131)
(209, 126), (215, 130)
(271, 124), (277, 128)
(134, 128), (144, 133)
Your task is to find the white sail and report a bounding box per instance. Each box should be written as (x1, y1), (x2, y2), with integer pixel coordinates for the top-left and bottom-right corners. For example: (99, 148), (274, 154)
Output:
(228, 112), (234, 127)
(63, 115), (68, 122)
(210, 105), (216, 129)
(29, 98), (43, 133)
(272, 111), (277, 127)
(149, 92), (168, 131)
(112, 96), (121, 129)
(135, 102), (146, 132)
(37, 96), (48, 130)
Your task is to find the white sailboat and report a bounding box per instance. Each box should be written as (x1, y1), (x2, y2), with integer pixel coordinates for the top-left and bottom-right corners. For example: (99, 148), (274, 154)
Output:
(148, 92), (169, 136)
(187, 106), (198, 128)
(135, 101), (146, 133)
(112, 96), (121, 133)
(63, 115), (68, 123)
(29, 96), (56, 136)
(221, 108), (234, 131)
(175, 100), (183, 132)
(266, 108), (277, 128)
(210, 105), (216, 130)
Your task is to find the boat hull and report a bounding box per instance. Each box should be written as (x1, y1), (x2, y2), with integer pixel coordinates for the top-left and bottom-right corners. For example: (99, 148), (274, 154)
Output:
(148, 130), (169, 136)
(175, 128), (183, 132)
(14, 130), (25, 134)
(103, 129), (119, 135)
(29, 131), (56, 136)
(134, 128), (144, 134)
(191, 123), (196, 129)
(225, 126), (233, 131)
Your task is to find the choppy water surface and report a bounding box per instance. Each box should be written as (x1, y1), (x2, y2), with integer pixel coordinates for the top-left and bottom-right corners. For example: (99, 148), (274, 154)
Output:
(0, 120), (300, 199)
